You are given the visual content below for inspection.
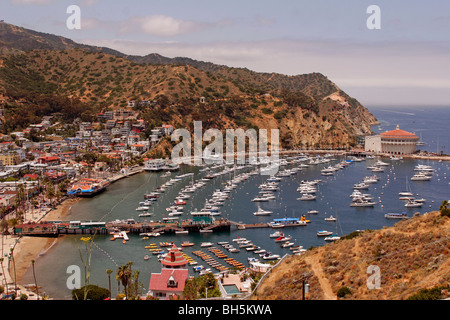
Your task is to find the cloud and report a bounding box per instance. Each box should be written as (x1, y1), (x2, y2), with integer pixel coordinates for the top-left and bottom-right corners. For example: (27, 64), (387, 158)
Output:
(119, 15), (207, 37)
(10, 0), (54, 4)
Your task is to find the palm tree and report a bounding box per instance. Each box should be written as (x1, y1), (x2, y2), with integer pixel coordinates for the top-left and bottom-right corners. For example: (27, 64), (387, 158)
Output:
(116, 262), (133, 299)
(31, 259), (39, 300)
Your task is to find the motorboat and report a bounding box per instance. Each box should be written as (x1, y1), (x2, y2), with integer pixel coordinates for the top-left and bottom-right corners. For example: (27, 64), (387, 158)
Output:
(353, 182), (370, 190)
(200, 242), (213, 247)
(350, 199), (376, 207)
(297, 194), (317, 201)
(270, 231), (284, 238)
(282, 241), (294, 248)
(261, 252), (281, 260)
(136, 206), (150, 211)
(269, 222), (285, 228)
(253, 207), (273, 216)
(307, 210), (319, 214)
(404, 200), (423, 208)
(385, 213), (409, 219)
(138, 212), (152, 217)
(317, 230), (333, 236)
(411, 173), (432, 181)
(414, 164), (434, 172)
(324, 235), (341, 241)
(376, 160), (390, 166)
(324, 215), (336, 221)
(274, 235), (292, 242)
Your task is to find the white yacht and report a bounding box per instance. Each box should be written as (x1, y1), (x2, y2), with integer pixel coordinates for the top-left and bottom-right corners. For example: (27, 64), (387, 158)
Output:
(376, 160), (390, 166)
(404, 200), (423, 208)
(350, 198), (376, 207)
(317, 230), (333, 236)
(297, 194), (317, 201)
(253, 207), (273, 216)
(411, 173), (432, 181)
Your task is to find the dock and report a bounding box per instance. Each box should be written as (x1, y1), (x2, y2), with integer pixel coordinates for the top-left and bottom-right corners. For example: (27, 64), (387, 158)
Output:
(14, 216), (309, 237)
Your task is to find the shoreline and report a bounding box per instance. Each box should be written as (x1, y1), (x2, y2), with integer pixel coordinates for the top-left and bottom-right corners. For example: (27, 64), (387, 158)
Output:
(2, 197), (78, 299)
(3, 168), (142, 299)
(4, 152), (448, 299)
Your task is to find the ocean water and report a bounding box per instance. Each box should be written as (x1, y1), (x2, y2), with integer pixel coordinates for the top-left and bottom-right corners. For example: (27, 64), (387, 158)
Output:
(22, 106), (450, 300)
(368, 105), (450, 154)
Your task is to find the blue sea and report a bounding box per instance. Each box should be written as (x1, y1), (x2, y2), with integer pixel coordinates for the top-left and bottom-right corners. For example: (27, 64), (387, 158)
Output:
(368, 105), (449, 154)
(22, 106), (450, 300)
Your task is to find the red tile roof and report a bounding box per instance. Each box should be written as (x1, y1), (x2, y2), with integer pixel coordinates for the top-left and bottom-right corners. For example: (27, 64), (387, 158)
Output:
(381, 125), (418, 139)
(148, 268), (188, 293)
(161, 245), (188, 267)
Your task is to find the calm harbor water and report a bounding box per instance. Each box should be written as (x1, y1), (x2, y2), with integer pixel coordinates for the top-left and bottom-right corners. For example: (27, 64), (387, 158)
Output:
(23, 106), (449, 300)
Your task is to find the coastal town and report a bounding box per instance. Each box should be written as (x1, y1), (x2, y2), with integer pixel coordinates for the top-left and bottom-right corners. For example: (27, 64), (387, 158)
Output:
(0, 102), (448, 300)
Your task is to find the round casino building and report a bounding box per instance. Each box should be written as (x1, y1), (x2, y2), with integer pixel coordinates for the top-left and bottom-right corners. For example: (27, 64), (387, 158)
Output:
(365, 125), (419, 155)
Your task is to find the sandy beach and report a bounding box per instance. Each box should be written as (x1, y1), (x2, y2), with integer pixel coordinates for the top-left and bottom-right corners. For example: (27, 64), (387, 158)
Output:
(1, 197), (79, 299)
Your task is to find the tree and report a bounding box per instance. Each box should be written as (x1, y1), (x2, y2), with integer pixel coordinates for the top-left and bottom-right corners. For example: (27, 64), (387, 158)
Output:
(77, 236), (95, 300)
(116, 262), (133, 299)
(31, 259), (39, 300)
(439, 200), (450, 217)
(72, 284), (110, 300)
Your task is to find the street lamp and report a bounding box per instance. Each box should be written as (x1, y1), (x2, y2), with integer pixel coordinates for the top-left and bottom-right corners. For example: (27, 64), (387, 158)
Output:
(293, 272), (312, 300)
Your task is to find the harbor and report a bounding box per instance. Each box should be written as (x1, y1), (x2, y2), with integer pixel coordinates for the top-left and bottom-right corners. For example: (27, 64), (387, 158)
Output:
(18, 150), (449, 299)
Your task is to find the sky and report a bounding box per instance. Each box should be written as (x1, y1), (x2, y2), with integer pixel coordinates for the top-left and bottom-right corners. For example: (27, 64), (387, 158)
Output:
(2, 0), (450, 107)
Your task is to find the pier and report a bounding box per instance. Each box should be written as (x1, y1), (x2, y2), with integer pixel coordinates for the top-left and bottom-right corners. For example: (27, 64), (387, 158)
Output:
(14, 216), (309, 237)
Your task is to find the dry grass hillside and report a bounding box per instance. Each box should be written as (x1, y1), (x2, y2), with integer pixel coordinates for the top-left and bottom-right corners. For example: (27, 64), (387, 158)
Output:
(254, 211), (450, 300)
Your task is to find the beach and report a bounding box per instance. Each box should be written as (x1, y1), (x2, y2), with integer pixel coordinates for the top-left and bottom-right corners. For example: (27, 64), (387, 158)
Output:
(1, 197), (78, 299)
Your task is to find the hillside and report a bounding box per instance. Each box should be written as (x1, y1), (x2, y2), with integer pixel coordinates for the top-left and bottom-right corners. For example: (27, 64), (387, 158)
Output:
(0, 21), (377, 150)
(254, 211), (450, 300)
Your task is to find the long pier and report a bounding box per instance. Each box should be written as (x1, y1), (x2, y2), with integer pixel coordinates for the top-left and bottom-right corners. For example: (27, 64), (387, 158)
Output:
(14, 216), (309, 237)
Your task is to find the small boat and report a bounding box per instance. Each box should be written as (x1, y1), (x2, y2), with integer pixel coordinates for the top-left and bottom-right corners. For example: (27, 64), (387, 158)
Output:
(307, 210), (319, 214)
(282, 241), (294, 248)
(138, 212), (152, 217)
(270, 231), (284, 238)
(261, 253), (280, 260)
(181, 241), (194, 247)
(144, 255), (150, 260)
(274, 235), (292, 242)
(253, 207), (273, 216)
(297, 194), (317, 201)
(317, 230), (333, 237)
(324, 215), (336, 221)
(270, 222), (285, 228)
(201, 242), (213, 247)
(385, 212), (409, 219)
(136, 206), (150, 211)
(411, 173), (432, 181)
(404, 200), (423, 208)
(324, 235), (341, 241)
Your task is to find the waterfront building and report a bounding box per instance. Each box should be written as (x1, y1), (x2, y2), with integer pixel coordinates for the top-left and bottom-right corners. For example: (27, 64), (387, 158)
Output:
(365, 125), (419, 155)
(148, 245), (189, 300)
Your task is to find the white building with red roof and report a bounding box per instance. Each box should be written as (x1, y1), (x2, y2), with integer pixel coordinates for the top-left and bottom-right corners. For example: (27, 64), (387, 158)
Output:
(365, 125), (419, 155)
(147, 245), (189, 300)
